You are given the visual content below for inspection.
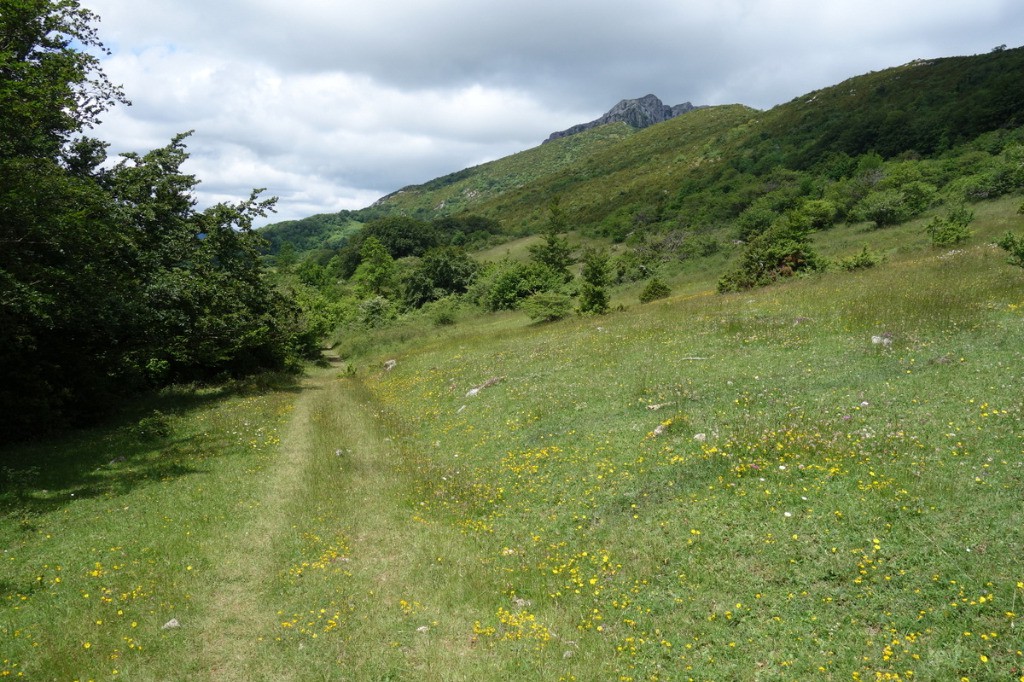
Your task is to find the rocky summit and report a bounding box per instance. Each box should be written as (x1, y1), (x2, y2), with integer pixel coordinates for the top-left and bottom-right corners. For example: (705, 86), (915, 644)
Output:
(544, 94), (701, 143)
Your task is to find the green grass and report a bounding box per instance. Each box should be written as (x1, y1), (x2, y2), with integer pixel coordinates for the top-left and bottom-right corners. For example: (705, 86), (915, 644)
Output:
(3, 200), (1023, 680)
(359, 247), (1023, 680)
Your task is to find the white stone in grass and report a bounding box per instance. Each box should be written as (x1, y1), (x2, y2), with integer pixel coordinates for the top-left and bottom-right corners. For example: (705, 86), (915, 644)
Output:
(416, 625), (430, 633)
(162, 618), (180, 629)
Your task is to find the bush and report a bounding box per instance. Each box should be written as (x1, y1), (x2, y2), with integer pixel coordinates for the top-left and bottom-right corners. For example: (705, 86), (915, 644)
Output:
(997, 232), (1024, 269)
(802, 199), (838, 230)
(479, 260), (563, 312)
(834, 246), (882, 271)
(639, 278), (672, 303)
(135, 410), (171, 440)
(925, 203), (974, 247)
(357, 295), (395, 328)
(734, 202), (778, 241)
(521, 292), (573, 322)
(427, 298), (459, 326)
(718, 218), (824, 292)
(855, 189), (914, 228)
(613, 248), (658, 284)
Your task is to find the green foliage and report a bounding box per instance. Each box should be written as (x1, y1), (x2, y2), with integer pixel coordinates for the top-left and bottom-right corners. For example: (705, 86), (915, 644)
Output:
(735, 201), (778, 241)
(528, 230), (574, 282)
(577, 248), (611, 314)
(288, 284), (347, 353)
(718, 218), (824, 292)
(478, 260), (563, 312)
(351, 236), (397, 296)
(925, 203), (974, 246)
(520, 291), (574, 322)
(612, 246), (659, 284)
(996, 231), (1024, 268)
(426, 297), (460, 326)
(356, 295), (395, 328)
(258, 211), (362, 254)
(133, 410), (171, 440)
(855, 189), (915, 228)
(801, 198), (838, 230)
(331, 213), (501, 278)
(401, 246), (479, 308)
(275, 242), (298, 269)
(0, 3), (312, 440)
(638, 278), (672, 303)
(834, 246), (882, 271)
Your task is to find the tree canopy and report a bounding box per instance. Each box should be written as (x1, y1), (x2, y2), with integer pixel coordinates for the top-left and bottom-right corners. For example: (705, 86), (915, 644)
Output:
(0, 0), (313, 440)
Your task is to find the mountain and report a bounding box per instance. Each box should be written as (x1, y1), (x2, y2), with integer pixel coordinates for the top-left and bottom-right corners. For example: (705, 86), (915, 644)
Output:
(260, 45), (1024, 254)
(544, 94), (702, 143)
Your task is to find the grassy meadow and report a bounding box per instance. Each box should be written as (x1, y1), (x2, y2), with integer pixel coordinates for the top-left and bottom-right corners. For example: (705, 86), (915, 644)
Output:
(2, 200), (1023, 681)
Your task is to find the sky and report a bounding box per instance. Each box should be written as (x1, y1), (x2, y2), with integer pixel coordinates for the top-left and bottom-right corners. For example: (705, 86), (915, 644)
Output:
(80, 0), (1024, 226)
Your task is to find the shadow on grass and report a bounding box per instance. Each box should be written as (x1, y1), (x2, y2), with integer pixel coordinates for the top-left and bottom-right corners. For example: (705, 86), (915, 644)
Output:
(0, 371), (304, 517)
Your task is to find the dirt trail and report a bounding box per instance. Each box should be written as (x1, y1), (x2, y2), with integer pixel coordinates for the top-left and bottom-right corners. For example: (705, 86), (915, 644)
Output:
(197, 367), (334, 680)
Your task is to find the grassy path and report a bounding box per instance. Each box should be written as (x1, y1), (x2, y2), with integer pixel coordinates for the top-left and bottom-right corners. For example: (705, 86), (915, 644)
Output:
(196, 361), (491, 680)
(195, 366), (328, 679)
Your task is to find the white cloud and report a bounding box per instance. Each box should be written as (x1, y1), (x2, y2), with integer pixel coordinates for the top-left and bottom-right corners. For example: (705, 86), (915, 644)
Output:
(80, 0), (1024, 225)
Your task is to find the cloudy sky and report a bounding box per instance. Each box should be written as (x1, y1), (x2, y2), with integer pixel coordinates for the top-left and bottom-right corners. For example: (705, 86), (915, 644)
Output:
(80, 0), (1024, 226)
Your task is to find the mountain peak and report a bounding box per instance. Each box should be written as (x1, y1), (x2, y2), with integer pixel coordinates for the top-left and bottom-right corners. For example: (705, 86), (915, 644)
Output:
(544, 94), (702, 143)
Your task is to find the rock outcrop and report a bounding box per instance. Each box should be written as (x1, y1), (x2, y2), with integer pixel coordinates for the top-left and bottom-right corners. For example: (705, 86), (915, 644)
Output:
(544, 94), (701, 143)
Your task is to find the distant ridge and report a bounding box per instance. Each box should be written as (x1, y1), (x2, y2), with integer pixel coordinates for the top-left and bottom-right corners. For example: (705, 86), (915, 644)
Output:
(544, 94), (703, 143)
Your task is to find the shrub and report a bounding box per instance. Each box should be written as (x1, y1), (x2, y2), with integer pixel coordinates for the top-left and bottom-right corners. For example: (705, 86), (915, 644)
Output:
(427, 298), (459, 326)
(925, 203), (974, 247)
(521, 292), (574, 322)
(718, 217), (824, 292)
(357, 295), (395, 328)
(997, 232), (1024, 269)
(834, 246), (882, 271)
(855, 189), (913, 228)
(479, 260), (563, 312)
(734, 202), (778, 241)
(639, 278), (672, 303)
(802, 199), (839, 230)
(613, 248), (658, 284)
(135, 410), (171, 440)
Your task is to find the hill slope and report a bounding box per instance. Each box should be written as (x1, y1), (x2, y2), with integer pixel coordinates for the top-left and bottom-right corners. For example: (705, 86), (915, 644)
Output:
(261, 45), (1024, 255)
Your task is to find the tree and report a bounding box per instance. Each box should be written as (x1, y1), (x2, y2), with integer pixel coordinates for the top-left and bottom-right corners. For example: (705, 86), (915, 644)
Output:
(351, 235), (396, 297)
(401, 246), (478, 308)
(577, 248), (611, 314)
(102, 134), (298, 383)
(1, 0), (131, 436)
(0, 2), (310, 439)
(528, 229), (574, 282)
(0, 0), (128, 161)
